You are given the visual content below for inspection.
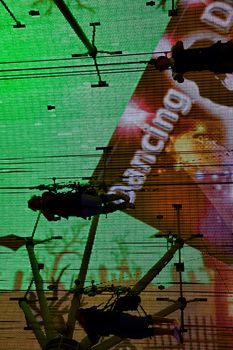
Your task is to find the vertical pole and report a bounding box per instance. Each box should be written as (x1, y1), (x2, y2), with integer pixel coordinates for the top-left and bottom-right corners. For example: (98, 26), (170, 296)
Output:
(0, 0), (22, 25)
(173, 203), (185, 330)
(66, 215), (100, 338)
(26, 241), (58, 341)
(31, 211), (41, 239)
(53, 0), (95, 55)
(173, 204), (183, 297)
(19, 300), (47, 348)
(132, 240), (182, 294)
(77, 215), (100, 286)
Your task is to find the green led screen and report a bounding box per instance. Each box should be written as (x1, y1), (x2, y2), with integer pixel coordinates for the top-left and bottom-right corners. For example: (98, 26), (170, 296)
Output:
(0, 1), (233, 349)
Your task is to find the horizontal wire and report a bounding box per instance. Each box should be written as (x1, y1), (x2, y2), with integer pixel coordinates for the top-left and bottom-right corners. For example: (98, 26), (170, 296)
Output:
(0, 59), (148, 74)
(0, 149), (232, 160)
(0, 67), (146, 81)
(0, 50), (157, 66)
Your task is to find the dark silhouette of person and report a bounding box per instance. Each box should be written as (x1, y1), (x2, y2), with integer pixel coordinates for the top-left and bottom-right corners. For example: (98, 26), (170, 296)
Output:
(183, 39), (233, 107)
(151, 40), (233, 83)
(76, 306), (183, 345)
(28, 190), (135, 221)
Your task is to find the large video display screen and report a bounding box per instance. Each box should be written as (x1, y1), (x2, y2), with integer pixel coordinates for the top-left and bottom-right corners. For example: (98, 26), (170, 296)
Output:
(0, 1), (233, 349)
